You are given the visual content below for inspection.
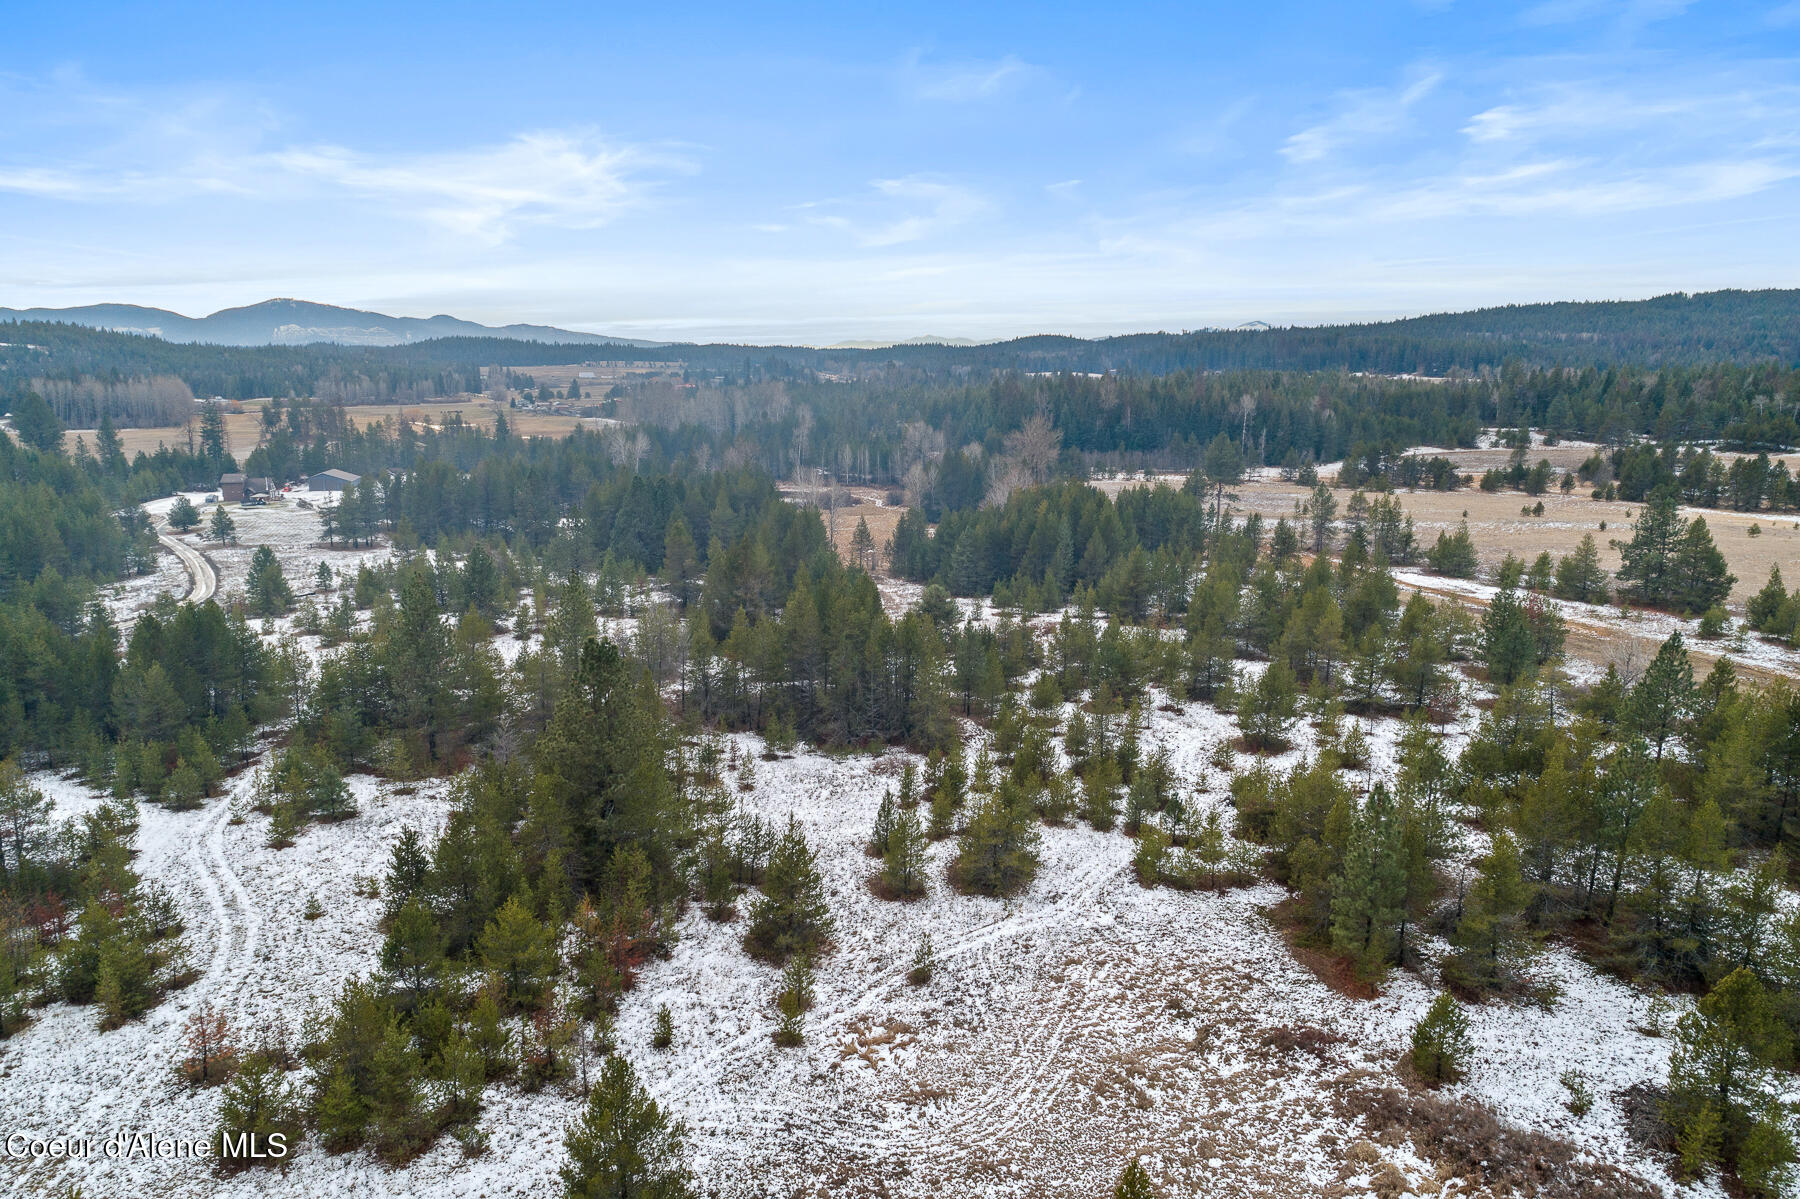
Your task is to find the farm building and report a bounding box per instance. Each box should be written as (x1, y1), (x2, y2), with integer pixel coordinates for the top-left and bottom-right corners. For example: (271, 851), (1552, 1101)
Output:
(218, 474), (275, 502)
(308, 469), (361, 491)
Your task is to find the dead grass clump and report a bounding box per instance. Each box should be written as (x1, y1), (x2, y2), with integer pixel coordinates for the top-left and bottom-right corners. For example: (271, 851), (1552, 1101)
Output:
(1258, 1025), (1348, 1059)
(1332, 1084), (1661, 1199)
(1617, 1081), (1677, 1153)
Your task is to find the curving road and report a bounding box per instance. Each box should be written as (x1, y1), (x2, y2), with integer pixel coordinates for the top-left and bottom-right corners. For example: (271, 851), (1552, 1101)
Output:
(157, 525), (217, 603)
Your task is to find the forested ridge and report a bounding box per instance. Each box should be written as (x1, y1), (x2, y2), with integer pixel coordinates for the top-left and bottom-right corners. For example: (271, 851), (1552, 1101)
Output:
(5, 288), (1800, 409)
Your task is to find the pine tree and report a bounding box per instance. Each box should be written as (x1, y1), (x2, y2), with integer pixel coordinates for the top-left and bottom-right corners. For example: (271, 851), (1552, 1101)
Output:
(652, 1004), (674, 1050)
(906, 932), (934, 985)
(1237, 660), (1299, 752)
(169, 495), (201, 531)
(214, 1058), (303, 1173)
(1629, 633), (1695, 762)
(1448, 831), (1532, 992)
(1614, 490), (1683, 610)
(772, 988), (805, 1047)
(744, 817), (833, 963)
(1329, 784), (1407, 979)
(1426, 523), (1478, 578)
(849, 516), (878, 574)
(1748, 567), (1787, 633)
(246, 545), (295, 616)
(478, 895), (557, 1011)
(1667, 968), (1795, 1188)
(209, 504), (237, 544)
(1480, 589), (1540, 686)
(879, 803), (930, 900)
(380, 898), (445, 1012)
(1410, 993), (1472, 1085)
(559, 1055), (697, 1199)
(868, 790), (897, 857)
(1670, 517), (1735, 616)
(951, 789), (1041, 897)
(1115, 1158), (1156, 1199)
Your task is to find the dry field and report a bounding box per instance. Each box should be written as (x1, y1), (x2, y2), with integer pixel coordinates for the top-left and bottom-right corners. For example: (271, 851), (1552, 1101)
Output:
(64, 408), (264, 459)
(64, 396), (592, 463)
(783, 485), (909, 570)
(1230, 480), (1797, 605)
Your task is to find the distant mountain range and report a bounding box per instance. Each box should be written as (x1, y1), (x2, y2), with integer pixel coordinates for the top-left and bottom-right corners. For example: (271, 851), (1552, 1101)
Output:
(0, 298), (661, 348)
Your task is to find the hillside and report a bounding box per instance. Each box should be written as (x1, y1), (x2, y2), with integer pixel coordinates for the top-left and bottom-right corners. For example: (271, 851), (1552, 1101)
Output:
(0, 298), (658, 348)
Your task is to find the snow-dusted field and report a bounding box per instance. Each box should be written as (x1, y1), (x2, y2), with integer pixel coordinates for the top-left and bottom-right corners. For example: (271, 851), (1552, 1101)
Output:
(2, 485), (1744, 1198)
(6, 688), (1720, 1199)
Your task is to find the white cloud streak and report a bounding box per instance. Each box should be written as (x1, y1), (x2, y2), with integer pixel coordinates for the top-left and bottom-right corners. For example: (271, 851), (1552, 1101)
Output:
(1281, 68), (1443, 163)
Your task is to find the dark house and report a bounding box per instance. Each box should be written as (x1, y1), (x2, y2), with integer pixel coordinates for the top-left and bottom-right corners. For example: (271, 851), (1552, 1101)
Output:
(219, 472), (247, 502)
(308, 469), (362, 491)
(246, 476), (274, 497)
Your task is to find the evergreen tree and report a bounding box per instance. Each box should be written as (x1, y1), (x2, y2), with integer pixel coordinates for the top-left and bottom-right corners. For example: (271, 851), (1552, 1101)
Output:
(745, 816), (832, 963)
(1448, 832), (1532, 991)
(246, 545), (294, 616)
(1614, 490), (1684, 610)
(1237, 659), (1299, 752)
(560, 1056), (697, 1199)
(1115, 1158), (1156, 1199)
(1480, 589), (1540, 686)
(209, 504), (237, 544)
(951, 789), (1040, 897)
(10, 390), (64, 452)
(1629, 633), (1695, 762)
(1666, 968), (1795, 1189)
(379, 898), (444, 1013)
(1410, 993), (1472, 1085)
(879, 803), (930, 900)
(1328, 784), (1407, 979)
(169, 495), (201, 531)
(213, 1058), (303, 1173)
(477, 895), (557, 1011)
(1425, 523), (1478, 578)
(1748, 567), (1787, 633)
(1671, 517), (1736, 616)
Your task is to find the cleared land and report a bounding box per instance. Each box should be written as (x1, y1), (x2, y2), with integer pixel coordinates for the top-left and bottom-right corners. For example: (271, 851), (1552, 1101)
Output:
(1229, 479), (1795, 605)
(64, 396), (592, 465)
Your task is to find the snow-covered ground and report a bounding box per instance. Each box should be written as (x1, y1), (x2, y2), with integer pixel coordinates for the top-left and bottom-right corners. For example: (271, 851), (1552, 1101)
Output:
(1393, 568), (1800, 680)
(5, 684), (1721, 1198)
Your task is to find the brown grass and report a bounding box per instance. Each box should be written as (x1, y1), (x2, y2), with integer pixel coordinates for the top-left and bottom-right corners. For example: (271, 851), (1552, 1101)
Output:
(1330, 1080), (1663, 1199)
(1266, 897), (1381, 1000)
(1229, 478), (1794, 604)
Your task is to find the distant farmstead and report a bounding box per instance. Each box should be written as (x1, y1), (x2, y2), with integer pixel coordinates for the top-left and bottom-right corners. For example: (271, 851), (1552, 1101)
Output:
(219, 474), (276, 502)
(308, 469), (361, 491)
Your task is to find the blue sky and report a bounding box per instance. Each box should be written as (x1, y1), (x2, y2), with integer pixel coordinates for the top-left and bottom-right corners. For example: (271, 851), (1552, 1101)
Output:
(3, 0), (1798, 342)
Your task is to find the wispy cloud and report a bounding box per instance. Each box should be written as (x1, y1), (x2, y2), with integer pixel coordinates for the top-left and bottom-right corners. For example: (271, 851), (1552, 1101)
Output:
(271, 132), (685, 242)
(804, 175), (990, 246)
(905, 53), (1040, 102)
(0, 74), (684, 243)
(1281, 67), (1443, 163)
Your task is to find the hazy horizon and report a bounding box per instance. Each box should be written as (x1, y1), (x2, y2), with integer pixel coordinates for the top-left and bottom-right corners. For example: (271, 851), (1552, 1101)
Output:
(5, 1), (1798, 343)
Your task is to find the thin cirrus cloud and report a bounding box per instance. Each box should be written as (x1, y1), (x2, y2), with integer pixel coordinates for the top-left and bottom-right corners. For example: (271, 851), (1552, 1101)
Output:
(905, 52), (1040, 102)
(1280, 67), (1444, 163)
(0, 78), (683, 246)
(269, 131), (688, 242)
(802, 176), (991, 247)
